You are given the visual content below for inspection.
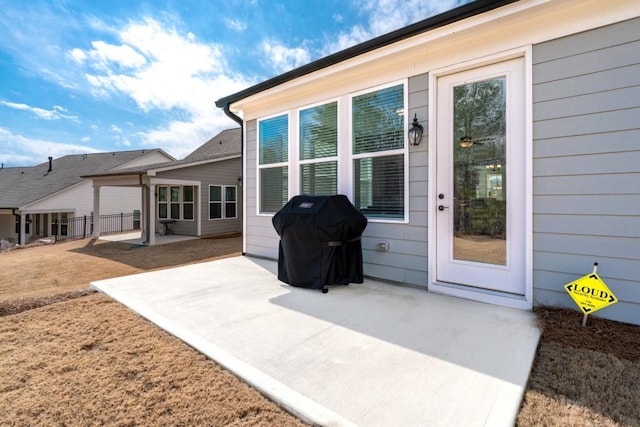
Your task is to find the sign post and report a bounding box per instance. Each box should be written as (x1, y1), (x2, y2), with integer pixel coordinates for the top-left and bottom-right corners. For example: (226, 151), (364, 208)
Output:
(564, 263), (618, 326)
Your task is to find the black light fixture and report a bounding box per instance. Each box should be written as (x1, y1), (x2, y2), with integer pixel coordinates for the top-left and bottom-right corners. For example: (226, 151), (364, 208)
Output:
(408, 114), (424, 146)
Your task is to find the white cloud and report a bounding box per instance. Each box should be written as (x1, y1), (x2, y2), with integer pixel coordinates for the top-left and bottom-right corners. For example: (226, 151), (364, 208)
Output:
(69, 48), (88, 63)
(67, 16), (251, 158)
(77, 17), (234, 112)
(225, 19), (247, 32)
(110, 124), (123, 133)
(87, 41), (147, 69)
(0, 101), (78, 121)
(0, 127), (100, 167)
(260, 39), (311, 74)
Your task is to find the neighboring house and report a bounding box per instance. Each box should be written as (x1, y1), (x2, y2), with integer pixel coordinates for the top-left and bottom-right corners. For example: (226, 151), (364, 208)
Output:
(85, 128), (242, 245)
(0, 149), (174, 245)
(216, 0), (640, 325)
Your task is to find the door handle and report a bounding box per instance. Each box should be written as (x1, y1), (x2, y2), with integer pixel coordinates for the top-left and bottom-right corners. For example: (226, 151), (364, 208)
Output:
(438, 205), (449, 211)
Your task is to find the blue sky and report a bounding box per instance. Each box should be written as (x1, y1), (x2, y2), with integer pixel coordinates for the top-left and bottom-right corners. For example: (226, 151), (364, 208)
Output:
(0, 0), (467, 167)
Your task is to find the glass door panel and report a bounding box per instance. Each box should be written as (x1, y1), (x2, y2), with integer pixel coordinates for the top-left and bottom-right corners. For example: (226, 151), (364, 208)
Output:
(452, 77), (506, 265)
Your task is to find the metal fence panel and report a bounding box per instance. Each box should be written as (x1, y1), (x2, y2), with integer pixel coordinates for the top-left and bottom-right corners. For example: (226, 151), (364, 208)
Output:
(53, 212), (140, 241)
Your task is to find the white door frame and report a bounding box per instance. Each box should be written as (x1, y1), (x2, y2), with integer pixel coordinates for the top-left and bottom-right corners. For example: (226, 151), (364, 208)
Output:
(428, 47), (533, 310)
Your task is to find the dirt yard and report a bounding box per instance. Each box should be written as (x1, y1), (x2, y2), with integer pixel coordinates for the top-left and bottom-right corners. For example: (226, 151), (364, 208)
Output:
(1, 236), (639, 426)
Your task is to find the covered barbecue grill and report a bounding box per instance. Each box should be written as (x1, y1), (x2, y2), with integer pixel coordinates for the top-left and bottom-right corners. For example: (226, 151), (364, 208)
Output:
(272, 195), (368, 293)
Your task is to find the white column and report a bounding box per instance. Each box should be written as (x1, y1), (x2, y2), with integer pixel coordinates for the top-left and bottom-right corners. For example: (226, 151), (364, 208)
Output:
(140, 184), (148, 243)
(19, 212), (26, 246)
(92, 185), (101, 239)
(148, 183), (156, 245)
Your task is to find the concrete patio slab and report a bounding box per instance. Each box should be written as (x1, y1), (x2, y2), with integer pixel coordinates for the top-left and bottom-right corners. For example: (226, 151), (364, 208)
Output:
(91, 256), (540, 427)
(99, 231), (197, 246)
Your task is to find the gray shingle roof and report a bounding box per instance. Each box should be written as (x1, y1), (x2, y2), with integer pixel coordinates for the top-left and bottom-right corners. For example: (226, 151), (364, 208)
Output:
(183, 128), (240, 162)
(0, 149), (167, 209)
(83, 128), (241, 178)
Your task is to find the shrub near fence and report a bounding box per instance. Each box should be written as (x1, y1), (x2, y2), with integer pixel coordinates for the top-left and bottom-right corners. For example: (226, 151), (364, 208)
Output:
(53, 212), (140, 241)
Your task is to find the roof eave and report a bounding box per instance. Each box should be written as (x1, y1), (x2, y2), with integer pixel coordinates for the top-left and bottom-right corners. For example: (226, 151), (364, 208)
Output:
(214, 0), (518, 109)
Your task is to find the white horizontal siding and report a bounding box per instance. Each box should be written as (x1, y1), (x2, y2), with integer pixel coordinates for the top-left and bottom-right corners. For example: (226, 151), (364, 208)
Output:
(24, 180), (140, 217)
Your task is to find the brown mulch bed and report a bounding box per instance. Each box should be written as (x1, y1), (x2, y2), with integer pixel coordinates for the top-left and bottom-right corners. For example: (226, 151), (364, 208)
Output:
(517, 307), (640, 427)
(534, 306), (640, 362)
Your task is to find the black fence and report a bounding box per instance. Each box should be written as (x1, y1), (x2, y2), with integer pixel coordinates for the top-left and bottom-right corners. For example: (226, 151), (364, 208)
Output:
(53, 212), (141, 242)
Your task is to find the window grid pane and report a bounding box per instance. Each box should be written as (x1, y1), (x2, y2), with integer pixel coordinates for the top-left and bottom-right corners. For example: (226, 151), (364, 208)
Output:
(260, 166), (288, 213)
(170, 203), (180, 219)
(170, 186), (180, 202)
(354, 155), (404, 219)
(210, 185), (221, 202)
(225, 202), (237, 218)
(158, 204), (168, 219)
(225, 186), (236, 202)
(183, 186), (194, 202)
(210, 203), (222, 219)
(352, 84), (404, 154)
(300, 161), (337, 195)
(183, 203), (194, 220)
(158, 187), (167, 202)
(300, 102), (337, 160)
(259, 115), (288, 165)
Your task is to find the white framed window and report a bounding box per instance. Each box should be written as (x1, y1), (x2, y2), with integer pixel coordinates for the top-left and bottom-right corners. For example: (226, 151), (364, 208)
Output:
(50, 213), (68, 236)
(209, 185), (237, 220)
(350, 82), (407, 220)
(254, 80), (408, 222)
(158, 186), (168, 219)
(183, 186), (194, 220)
(157, 185), (194, 221)
(258, 114), (289, 214)
(299, 101), (338, 195)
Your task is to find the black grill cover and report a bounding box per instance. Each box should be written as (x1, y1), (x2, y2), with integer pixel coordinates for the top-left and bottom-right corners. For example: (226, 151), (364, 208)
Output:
(272, 195), (367, 291)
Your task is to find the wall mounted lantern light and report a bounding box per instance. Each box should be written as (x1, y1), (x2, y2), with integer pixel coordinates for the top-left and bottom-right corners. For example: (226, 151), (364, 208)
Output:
(408, 114), (424, 146)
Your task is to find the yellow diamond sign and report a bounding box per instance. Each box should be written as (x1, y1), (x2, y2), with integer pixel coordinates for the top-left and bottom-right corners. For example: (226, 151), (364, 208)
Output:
(565, 272), (618, 315)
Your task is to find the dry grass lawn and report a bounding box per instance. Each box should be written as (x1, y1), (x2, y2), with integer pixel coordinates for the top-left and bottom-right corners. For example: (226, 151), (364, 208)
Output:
(1, 236), (306, 426)
(1, 235), (639, 426)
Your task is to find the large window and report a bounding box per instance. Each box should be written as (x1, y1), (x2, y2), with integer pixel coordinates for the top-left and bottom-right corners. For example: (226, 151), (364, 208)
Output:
(158, 185), (194, 220)
(352, 84), (406, 219)
(255, 81), (407, 222)
(299, 101), (338, 195)
(209, 185), (237, 220)
(258, 114), (288, 213)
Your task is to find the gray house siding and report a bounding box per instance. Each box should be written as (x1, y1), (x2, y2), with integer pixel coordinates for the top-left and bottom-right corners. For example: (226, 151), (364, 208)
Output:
(532, 17), (640, 324)
(361, 73), (429, 287)
(156, 159), (242, 237)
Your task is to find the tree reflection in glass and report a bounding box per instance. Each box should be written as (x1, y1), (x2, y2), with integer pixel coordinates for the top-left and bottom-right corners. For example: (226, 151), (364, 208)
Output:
(452, 77), (507, 265)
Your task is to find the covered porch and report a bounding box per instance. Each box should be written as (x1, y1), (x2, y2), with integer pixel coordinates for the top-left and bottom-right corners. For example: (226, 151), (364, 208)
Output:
(90, 174), (200, 246)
